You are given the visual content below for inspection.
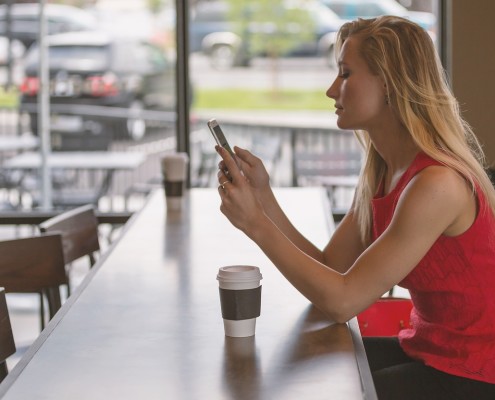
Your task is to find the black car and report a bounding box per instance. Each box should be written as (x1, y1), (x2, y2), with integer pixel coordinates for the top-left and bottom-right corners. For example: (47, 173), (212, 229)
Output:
(20, 31), (176, 144)
(0, 3), (98, 50)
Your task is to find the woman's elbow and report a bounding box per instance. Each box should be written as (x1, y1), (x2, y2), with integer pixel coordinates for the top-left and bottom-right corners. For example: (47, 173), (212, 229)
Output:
(320, 298), (356, 324)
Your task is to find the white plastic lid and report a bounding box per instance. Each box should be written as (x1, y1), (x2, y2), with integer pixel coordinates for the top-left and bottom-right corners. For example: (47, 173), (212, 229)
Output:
(161, 152), (189, 163)
(217, 265), (262, 283)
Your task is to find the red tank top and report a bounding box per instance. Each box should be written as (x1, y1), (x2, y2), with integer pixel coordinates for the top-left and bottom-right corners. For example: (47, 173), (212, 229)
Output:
(371, 152), (495, 383)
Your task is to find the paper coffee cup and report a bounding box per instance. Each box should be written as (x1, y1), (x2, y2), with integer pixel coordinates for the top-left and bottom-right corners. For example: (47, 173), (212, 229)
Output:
(161, 153), (189, 181)
(161, 153), (189, 211)
(217, 266), (262, 337)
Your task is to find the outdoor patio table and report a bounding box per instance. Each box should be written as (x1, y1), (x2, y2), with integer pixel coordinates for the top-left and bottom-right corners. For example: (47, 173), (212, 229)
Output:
(2, 151), (145, 207)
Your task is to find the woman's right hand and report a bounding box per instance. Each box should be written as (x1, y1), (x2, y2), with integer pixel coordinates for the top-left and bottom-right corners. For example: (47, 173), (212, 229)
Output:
(218, 146), (271, 195)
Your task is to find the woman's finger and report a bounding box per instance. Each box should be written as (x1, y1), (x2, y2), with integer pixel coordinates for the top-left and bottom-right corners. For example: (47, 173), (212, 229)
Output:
(217, 146), (243, 182)
(217, 168), (228, 180)
(233, 146), (257, 167)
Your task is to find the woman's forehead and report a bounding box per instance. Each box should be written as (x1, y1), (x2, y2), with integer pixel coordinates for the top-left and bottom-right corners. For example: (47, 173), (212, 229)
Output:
(339, 36), (363, 65)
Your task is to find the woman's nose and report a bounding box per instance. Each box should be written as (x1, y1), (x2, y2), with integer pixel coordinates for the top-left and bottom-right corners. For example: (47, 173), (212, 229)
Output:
(326, 79), (338, 99)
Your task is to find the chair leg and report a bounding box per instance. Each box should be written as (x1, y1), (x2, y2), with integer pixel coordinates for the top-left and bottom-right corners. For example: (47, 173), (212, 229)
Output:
(45, 287), (62, 320)
(39, 292), (45, 331)
(0, 361), (8, 383)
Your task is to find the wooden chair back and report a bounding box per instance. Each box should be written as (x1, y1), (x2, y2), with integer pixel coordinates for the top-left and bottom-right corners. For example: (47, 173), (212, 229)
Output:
(0, 234), (68, 330)
(0, 287), (16, 383)
(39, 204), (100, 267)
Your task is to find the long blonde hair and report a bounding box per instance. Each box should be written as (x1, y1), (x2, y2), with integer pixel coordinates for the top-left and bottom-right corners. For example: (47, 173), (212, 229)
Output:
(335, 16), (495, 243)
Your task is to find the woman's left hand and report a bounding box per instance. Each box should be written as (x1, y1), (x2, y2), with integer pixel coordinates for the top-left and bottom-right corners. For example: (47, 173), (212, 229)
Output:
(216, 146), (266, 236)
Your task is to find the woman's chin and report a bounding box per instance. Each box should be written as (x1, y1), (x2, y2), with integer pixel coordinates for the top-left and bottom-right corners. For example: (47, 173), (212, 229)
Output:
(336, 118), (351, 130)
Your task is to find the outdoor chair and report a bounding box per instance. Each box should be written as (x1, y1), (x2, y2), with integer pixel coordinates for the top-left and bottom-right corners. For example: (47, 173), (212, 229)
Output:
(0, 233), (68, 331)
(0, 287), (16, 383)
(39, 204), (101, 296)
(294, 151), (362, 215)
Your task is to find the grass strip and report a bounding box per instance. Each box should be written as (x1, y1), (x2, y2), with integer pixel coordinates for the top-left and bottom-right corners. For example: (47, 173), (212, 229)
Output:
(194, 88), (334, 111)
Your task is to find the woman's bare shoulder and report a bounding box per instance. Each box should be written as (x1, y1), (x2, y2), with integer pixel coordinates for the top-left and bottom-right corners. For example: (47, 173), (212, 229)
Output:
(410, 164), (472, 194)
(396, 164), (475, 235)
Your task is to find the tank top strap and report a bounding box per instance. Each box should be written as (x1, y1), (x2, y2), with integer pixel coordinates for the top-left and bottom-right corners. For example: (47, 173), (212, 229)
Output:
(394, 152), (443, 194)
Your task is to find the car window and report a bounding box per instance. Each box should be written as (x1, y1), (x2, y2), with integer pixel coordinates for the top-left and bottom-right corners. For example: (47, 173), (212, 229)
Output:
(354, 1), (405, 17)
(305, 2), (343, 26)
(355, 4), (384, 17)
(323, 0), (407, 19)
(145, 44), (169, 72)
(25, 44), (109, 72)
(324, 3), (349, 18)
(47, 18), (75, 35)
(52, 46), (108, 69)
(111, 41), (168, 74)
(192, 3), (228, 23)
(9, 17), (38, 36)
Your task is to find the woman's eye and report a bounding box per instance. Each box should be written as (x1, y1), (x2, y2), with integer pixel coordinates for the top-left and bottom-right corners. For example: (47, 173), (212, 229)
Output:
(339, 72), (350, 79)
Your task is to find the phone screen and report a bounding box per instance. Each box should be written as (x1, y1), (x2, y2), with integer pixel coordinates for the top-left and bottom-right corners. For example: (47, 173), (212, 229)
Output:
(207, 119), (235, 158)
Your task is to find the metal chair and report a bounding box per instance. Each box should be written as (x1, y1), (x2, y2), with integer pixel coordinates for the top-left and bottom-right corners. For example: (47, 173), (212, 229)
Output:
(0, 287), (16, 383)
(293, 151), (362, 215)
(39, 204), (101, 296)
(0, 234), (68, 331)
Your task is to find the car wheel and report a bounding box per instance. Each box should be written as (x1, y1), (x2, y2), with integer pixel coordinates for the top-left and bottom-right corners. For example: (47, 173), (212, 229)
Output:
(125, 100), (146, 141)
(209, 44), (236, 70)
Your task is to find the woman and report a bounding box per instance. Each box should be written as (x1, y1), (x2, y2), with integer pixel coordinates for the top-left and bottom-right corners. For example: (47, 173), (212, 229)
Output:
(216, 16), (495, 399)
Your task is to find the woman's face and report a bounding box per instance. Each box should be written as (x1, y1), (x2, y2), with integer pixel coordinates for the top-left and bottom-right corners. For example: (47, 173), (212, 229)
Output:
(326, 36), (387, 131)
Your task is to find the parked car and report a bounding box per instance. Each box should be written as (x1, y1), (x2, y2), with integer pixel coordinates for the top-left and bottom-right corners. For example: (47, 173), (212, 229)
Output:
(319, 0), (436, 39)
(20, 31), (176, 143)
(0, 3), (98, 50)
(190, 0), (344, 69)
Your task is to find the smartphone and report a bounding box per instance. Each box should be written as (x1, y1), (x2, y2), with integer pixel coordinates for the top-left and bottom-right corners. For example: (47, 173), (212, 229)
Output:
(207, 118), (235, 159)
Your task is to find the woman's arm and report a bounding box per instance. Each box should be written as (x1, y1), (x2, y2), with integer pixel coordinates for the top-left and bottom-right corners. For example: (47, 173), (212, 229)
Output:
(218, 147), (475, 322)
(323, 209), (368, 273)
(219, 146), (366, 271)
(219, 146), (329, 263)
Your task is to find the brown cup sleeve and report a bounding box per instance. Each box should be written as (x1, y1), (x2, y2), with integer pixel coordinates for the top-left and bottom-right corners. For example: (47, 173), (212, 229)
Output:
(219, 286), (262, 320)
(164, 181), (184, 197)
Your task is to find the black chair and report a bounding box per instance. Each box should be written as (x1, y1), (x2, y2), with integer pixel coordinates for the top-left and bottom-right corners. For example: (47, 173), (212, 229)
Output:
(0, 234), (67, 331)
(0, 287), (16, 383)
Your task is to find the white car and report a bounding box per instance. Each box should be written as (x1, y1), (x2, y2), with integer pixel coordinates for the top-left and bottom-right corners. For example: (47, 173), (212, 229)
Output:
(190, 0), (344, 69)
(319, 0), (437, 41)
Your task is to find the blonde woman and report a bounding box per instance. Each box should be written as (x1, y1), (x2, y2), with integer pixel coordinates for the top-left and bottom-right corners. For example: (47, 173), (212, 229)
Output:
(216, 16), (495, 399)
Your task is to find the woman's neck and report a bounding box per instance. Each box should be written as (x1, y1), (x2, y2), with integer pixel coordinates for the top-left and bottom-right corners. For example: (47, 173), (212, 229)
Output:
(369, 124), (420, 195)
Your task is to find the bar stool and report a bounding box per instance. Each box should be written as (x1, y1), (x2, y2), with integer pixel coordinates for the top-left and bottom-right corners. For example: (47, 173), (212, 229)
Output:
(39, 204), (101, 296)
(0, 234), (67, 331)
(357, 297), (413, 337)
(0, 287), (16, 383)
